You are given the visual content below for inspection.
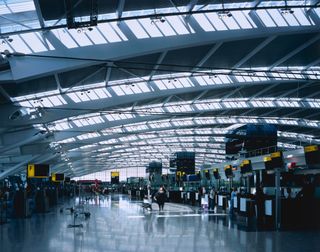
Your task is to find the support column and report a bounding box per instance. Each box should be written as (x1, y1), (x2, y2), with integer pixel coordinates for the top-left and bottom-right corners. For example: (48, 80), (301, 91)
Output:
(275, 168), (281, 230)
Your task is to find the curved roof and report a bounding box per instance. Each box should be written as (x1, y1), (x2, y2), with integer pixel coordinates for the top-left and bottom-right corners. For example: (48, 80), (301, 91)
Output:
(0, 0), (320, 178)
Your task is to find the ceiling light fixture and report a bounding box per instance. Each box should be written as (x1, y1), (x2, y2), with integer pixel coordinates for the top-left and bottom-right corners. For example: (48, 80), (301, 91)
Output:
(151, 16), (166, 24)
(218, 0), (232, 19)
(281, 0), (294, 14)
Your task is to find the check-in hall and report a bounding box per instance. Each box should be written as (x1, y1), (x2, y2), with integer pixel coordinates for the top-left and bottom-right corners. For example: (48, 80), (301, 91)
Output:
(1, 1), (320, 252)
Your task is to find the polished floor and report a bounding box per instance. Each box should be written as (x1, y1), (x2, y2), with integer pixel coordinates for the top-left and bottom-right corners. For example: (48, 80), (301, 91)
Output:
(1, 194), (320, 252)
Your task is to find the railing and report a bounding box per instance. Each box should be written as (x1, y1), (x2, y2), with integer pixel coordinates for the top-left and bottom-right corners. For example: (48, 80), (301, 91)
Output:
(227, 141), (305, 160)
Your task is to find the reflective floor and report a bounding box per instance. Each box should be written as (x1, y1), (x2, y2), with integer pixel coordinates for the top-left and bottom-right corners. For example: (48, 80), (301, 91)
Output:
(1, 194), (320, 252)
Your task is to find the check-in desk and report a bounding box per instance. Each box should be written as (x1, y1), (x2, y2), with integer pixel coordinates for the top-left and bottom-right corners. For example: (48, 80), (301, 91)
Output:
(233, 196), (238, 212)
(217, 194), (228, 211)
(185, 191), (196, 206)
(168, 191), (183, 203)
(238, 196), (255, 217)
(263, 197), (275, 228)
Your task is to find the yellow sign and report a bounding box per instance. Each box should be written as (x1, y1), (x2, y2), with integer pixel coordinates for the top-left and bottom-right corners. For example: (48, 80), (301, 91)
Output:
(304, 145), (318, 153)
(264, 156), (272, 162)
(111, 171), (119, 177)
(27, 164), (35, 178)
(271, 151), (281, 158)
(243, 159), (250, 165)
(51, 173), (64, 182)
(224, 165), (232, 170)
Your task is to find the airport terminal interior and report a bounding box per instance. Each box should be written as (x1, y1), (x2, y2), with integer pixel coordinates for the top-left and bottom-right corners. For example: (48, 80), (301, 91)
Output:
(1, 0), (320, 251)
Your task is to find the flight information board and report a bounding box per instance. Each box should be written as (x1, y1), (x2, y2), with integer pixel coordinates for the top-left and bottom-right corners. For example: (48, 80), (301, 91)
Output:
(304, 145), (320, 167)
(27, 164), (49, 178)
(176, 152), (195, 175)
(111, 171), (119, 184)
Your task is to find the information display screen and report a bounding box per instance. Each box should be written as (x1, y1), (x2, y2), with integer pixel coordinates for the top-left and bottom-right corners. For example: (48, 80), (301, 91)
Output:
(27, 164), (49, 178)
(240, 159), (252, 174)
(270, 151), (284, 168)
(213, 169), (220, 179)
(224, 165), (233, 178)
(304, 145), (320, 167)
(264, 151), (283, 170)
(111, 171), (119, 184)
(176, 152), (195, 175)
(55, 173), (65, 181)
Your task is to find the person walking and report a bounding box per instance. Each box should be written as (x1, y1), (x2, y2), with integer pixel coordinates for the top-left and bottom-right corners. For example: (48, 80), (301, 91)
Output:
(154, 186), (166, 211)
(209, 187), (216, 212)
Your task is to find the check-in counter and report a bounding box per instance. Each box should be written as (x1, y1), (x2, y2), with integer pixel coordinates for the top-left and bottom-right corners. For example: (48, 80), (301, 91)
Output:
(185, 191), (196, 206)
(217, 194), (228, 211)
(168, 191), (183, 203)
(233, 196), (238, 211)
(238, 196), (255, 217)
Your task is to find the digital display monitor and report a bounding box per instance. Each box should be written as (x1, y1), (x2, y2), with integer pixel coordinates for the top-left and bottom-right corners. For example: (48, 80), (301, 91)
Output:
(224, 165), (233, 178)
(270, 151), (283, 168)
(213, 169), (220, 179)
(195, 171), (201, 180)
(240, 159), (252, 174)
(204, 170), (210, 179)
(51, 173), (64, 182)
(55, 173), (65, 181)
(304, 145), (320, 167)
(264, 156), (272, 170)
(264, 151), (283, 170)
(111, 171), (120, 184)
(176, 152), (195, 175)
(28, 164), (50, 178)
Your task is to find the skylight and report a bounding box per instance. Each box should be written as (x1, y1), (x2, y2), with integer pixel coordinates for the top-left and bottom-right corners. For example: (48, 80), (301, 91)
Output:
(77, 132), (101, 140)
(13, 90), (67, 108)
(0, 1), (35, 15)
(73, 113), (105, 127)
(48, 119), (72, 131)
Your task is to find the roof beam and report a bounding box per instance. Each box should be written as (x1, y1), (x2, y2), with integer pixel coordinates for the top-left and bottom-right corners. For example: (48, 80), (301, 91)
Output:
(0, 86), (12, 102)
(33, 0), (45, 28)
(0, 3), (319, 37)
(54, 73), (62, 92)
(249, 82), (281, 99)
(0, 15), (33, 30)
(105, 63), (112, 86)
(149, 51), (168, 81)
(192, 42), (223, 72)
(187, 0), (199, 12)
(233, 36), (276, 68)
(251, 0), (263, 8)
(279, 81), (315, 97)
(269, 34), (320, 69)
(191, 90), (208, 103)
(116, 0), (126, 19)
(304, 58), (320, 70)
